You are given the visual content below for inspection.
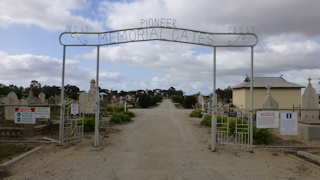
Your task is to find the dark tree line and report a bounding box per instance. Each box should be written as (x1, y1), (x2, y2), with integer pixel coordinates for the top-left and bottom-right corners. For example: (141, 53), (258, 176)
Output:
(1, 81), (186, 102)
(216, 86), (232, 103)
(0, 80), (80, 100)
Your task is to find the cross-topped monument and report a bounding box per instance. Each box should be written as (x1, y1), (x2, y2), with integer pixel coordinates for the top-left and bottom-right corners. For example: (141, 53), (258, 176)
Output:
(266, 85), (271, 94)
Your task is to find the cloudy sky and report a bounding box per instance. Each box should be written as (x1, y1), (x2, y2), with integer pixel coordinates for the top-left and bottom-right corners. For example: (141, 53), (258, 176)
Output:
(0, 0), (319, 95)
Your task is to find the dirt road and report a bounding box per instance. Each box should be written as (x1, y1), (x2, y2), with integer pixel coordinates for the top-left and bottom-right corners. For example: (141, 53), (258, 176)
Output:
(5, 99), (320, 179)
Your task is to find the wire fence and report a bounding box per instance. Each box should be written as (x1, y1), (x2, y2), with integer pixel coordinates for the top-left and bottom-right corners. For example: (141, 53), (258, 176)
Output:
(212, 107), (320, 150)
(0, 104), (60, 143)
(252, 108), (320, 149)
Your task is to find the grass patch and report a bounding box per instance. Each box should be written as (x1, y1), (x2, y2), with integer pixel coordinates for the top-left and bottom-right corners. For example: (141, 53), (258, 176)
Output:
(0, 145), (33, 164)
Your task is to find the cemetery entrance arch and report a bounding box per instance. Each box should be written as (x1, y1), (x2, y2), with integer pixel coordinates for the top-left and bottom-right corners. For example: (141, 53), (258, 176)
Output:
(59, 26), (258, 151)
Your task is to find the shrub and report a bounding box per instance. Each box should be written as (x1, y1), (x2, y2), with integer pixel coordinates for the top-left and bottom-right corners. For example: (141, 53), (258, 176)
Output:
(253, 126), (275, 145)
(202, 115), (227, 127)
(201, 115), (212, 126)
(138, 94), (152, 108)
(123, 111), (135, 117)
(106, 106), (125, 113)
(182, 96), (197, 109)
(83, 118), (95, 132)
(172, 96), (183, 104)
(190, 109), (204, 118)
(110, 113), (130, 124)
(151, 95), (162, 105)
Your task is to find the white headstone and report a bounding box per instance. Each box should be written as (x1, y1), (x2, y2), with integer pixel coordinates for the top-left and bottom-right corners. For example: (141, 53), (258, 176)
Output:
(38, 92), (46, 103)
(217, 101), (224, 115)
(301, 78), (319, 121)
(5, 92), (20, 120)
(197, 95), (205, 105)
(79, 91), (88, 114)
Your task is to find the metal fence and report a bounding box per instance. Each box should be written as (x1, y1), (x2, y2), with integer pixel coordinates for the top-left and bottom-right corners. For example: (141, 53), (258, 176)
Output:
(61, 101), (84, 143)
(0, 104), (60, 143)
(216, 111), (250, 150)
(252, 108), (320, 149)
(214, 108), (320, 150)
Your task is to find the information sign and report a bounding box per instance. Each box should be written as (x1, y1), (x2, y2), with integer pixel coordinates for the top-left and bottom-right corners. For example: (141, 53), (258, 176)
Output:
(71, 104), (79, 119)
(280, 112), (298, 135)
(256, 111), (279, 128)
(36, 107), (50, 118)
(14, 107), (36, 124)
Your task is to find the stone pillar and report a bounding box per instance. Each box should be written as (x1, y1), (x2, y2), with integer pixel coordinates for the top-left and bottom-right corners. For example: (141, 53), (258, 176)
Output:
(301, 78), (319, 121)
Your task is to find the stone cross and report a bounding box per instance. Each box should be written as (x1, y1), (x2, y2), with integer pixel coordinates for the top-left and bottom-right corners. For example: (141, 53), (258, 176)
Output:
(266, 85), (271, 94)
(307, 78), (311, 84)
(262, 85), (279, 109)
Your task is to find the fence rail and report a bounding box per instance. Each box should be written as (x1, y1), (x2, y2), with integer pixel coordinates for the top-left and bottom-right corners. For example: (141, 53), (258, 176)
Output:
(252, 108), (320, 149)
(212, 107), (320, 150)
(0, 104), (61, 143)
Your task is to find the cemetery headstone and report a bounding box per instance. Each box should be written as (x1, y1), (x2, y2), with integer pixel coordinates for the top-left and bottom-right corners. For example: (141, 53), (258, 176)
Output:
(85, 79), (97, 114)
(217, 101), (224, 115)
(5, 92), (20, 120)
(262, 85), (279, 109)
(48, 96), (56, 104)
(38, 92), (46, 103)
(79, 91), (88, 114)
(301, 78), (319, 121)
(197, 95), (205, 105)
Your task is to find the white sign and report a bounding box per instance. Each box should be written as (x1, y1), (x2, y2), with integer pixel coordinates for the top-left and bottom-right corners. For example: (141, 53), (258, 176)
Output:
(280, 112), (298, 135)
(36, 107), (50, 118)
(256, 111), (279, 128)
(71, 104), (79, 118)
(14, 107), (36, 124)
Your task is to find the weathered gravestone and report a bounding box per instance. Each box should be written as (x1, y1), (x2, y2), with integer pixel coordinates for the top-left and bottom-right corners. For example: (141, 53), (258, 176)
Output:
(298, 78), (320, 140)
(26, 89), (39, 104)
(197, 95), (205, 105)
(78, 80), (98, 116)
(262, 85), (279, 109)
(38, 92), (46, 103)
(5, 92), (20, 120)
(301, 78), (319, 121)
(79, 91), (88, 114)
(48, 96), (56, 104)
(86, 79), (97, 114)
(217, 101), (224, 115)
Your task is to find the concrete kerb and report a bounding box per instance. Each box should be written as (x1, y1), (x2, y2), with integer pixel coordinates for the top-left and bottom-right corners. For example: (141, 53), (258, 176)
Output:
(297, 151), (320, 164)
(0, 146), (43, 172)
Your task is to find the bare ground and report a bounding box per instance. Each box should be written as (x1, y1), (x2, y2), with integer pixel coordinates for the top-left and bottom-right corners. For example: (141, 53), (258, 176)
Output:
(4, 99), (320, 180)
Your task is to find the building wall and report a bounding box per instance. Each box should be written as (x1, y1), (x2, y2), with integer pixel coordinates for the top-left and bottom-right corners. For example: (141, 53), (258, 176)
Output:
(233, 88), (301, 110)
(232, 88), (246, 109)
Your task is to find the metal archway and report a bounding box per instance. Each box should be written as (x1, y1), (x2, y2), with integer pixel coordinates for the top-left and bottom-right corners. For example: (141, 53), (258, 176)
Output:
(59, 26), (258, 151)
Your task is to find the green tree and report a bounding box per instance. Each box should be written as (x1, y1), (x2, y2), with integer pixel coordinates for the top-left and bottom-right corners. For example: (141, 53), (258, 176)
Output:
(182, 96), (197, 109)
(29, 80), (42, 96)
(42, 85), (61, 98)
(64, 84), (80, 100)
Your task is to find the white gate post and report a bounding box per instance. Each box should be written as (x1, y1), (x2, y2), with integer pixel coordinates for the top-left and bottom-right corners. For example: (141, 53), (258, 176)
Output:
(59, 46), (66, 145)
(94, 46), (100, 147)
(211, 47), (217, 151)
(249, 46), (254, 152)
